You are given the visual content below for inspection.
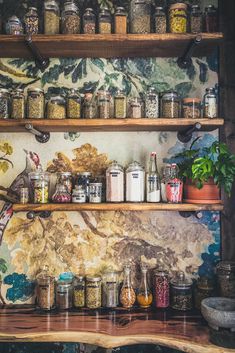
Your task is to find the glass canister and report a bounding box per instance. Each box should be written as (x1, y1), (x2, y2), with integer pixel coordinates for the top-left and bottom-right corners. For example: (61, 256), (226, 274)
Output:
(47, 95), (66, 119)
(86, 276), (102, 309)
(161, 91), (180, 118)
(5, 16), (24, 35)
(154, 269), (170, 308)
(120, 265), (136, 308)
(73, 275), (85, 308)
(0, 88), (10, 119)
(24, 7), (39, 35)
(72, 185), (86, 203)
(204, 5), (218, 33)
(130, 0), (151, 34)
(102, 271), (119, 308)
(56, 280), (73, 310)
(29, 171), (50, 204)
(20, 187), (29, 204)
(137, 266), (153, 308)
(114, 90), (127, 119)
(83, 8), (96, 34)
(170, 272), (193, 311)
(57, 172), (73, 194)
(130, 98), (142, 119)
(166, 163), (183, 204)
(194, 277), (215, 310)
(114, 7), (127, 34)
(67, 89), (81, 119)
(52, 184), (71, 203)
(203, 87), (218, 118)
(62, 1), (80, 34)
(89, 183), (102, 203)
(190, 5), (202, 33)
(161, 164), (172, 202)
(106, 161), (124, 202)
(126, 161), (145, 202)
(216, 261), (235, 298)
(44, 0), (60, 35)
(145, 87), (159, 118)
(27, 88), (45, 119)
(36, 267), (55, 311)
(98, 90), (111, 119)
(169, 3), (188, 34)
(182, 98), (201, 119)
(99, 8), (112, 34)
(154, 6), (167, 34)
(11, 89), (25, 119)
(76, 172), (91, 201)
(83, 92), (97, 119)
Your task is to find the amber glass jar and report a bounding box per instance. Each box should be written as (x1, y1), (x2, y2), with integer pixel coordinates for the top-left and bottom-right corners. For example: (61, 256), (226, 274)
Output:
(114, 7), (127, 34)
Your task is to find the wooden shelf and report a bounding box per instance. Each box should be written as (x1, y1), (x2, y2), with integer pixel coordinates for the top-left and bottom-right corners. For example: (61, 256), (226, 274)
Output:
(0, 118), (224, 133)
(0, 33), (223, 58)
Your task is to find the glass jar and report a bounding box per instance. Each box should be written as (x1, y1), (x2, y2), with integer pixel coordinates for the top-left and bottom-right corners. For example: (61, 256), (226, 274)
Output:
(62, 2), (80, 34)
(166, 163), (183, 204)
(24, 7), (39, 35)
(5, 16), (24, 35)
(204, 5), (218, 33)
(169, 3), (188, 34)
(137, 266), (153, 308)
(99, 8), (112, 34)
(27, 88), (45, 119)
(161, 164), (172, 202)
(0, 88), (10, 119)
(114, 90), (127, 119)
(194, 277), (215, 310)
(154, 269), (170, 308)
(47, 95), (66, 119)
(130, 0), (151, 34)
(86, 276), (102, 309)
(89, 183), (102, 203)
(83, 92), (96, 119)
(73, 275), (85, 308)
(76, 172), (91, 202)
(126, 161), (145, 202)
(36, 266), (55, 311)
(67, 89), (81, 119)
(29, 171), (50, 204)
(170, 272), (193, 311)
(216, 261), (235, 298)
(120, 265), (136, 308)
(56, 280), (73, 310)
(72, 185), (86, 203)
(102, 271), (119, 308)
(114, 7), (127, 34)
(11, 89), (25, 119)
(145, 87), (159, 118)
(106, 161), (124, 202)
(57, 172), (73, 194)
(98, 90), (111, 119)
(154, 7), (167, 34)
(20, 187), (29, 204)
(52, 184), (71, 203)
(203, 88), (218, 118)
(130, 98), (142, 119)
(161, 91), (180, 118)
(190, 5), (202, 33)
(44, 0), (60, 35)
(182, 98), (201, 119)
(83, 8), (96, 34)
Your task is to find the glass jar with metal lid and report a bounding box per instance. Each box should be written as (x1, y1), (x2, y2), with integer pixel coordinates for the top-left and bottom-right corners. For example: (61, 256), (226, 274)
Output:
(98, 90), (111, 119)
(153, 269), (170, 308)
(114, 90), (127, 119)
(57, 172), (73, 194)
(89, 183), (102, 203)
(0, 88), (10, 119)
(86, 275), (102, 308)
(161, 91), (180, 118)
(73, 275), (85, 308)
(154, 7), (166, 34)
(83, 8), (96, 34)
(130, 0), (151, 34)
(170, 271), (193, 311)
(52, 184), (71, 203)
(56, 280), (73, 310)
(76, 172), (91, 201)
(5, 16), (24, 35)
(47, 95), (66, 119)
(169, 3), (188, 33)
(67, 89), (81, 119)
(27, 88), (45, 119)
(182, 98), (201, 119)
(44, 0), (60, 35)
(11, 89), (25, 119)
(114, 7), (127, 34)
(99, 8), (112, 34)
(24, 7), (39, 35)
(83, 92), (97, 119)
(106, 161), (124, 202)
(204, 5), (218, 33)
(29, 171), (50, 204)
(145, 87), (159, 118)
(62, 1), (80, 34)
(102, 271), (119, 308)
(216, 261), (235, 298)
(203, 87), (217, 118)
(190, 5), (202, 33)
(194, 276), (215, 310)
(36, 265), (55, 311)
(126, 161), (145, 202)
(72, 185), (86, 203)
(130, 97), (143, 119)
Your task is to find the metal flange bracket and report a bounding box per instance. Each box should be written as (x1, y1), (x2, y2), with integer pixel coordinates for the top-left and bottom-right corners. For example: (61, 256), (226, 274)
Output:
(177, 122), (202, 143)
(25, 35), (50, 71)
(25, 123), (50, 143)
(179, 211), (203, 219)
(27, 211), (51, 220)
(177, 35), (202, 69)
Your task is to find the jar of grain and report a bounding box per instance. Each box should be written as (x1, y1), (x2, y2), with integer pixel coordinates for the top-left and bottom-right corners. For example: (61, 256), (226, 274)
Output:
(24, 7), (39, 35)
(11, 89), (25, 119)
(83, 8), (96, 34)
(73, 275), (85, 308)
(203, 87), (217, 118)
(97, 90), (110, 119)
(130, 97), (143, 119)
(56, 280), (73, 310)
(83, 92), (96, 119)
(161, 91), (180, 118)
(204, 5), (218, 33)
(170, 272), (193, 311)
(114, 7), (127, 34)
(190, 5), (202, 33)
(120, 265), (136, 308)
(67, 89), (81, 119)
(27, 88), (45, 119)
(154, 7), (167, 34)
(5, 16), (24, 35)
(169, 3), (188, 33)
(130, 0), (151, 34)
(216, 261), (235, 298)
(99, 8), (112, 34)
(114, 90), (126, 118)
(145, 87), (159, 118)
(47, 95), (66, 119)
(36, 267), (55, 311)
(86, 276), (102, 309)
(62, 1), (80, 34)
(0, 88), (10, 119)
(182, 98), (201, 119)
(44, 0), (60, 35)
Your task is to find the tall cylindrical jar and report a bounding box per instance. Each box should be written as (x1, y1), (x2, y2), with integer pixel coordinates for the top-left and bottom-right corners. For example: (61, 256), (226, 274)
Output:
(0, 88), (10, 119)
(73, 275), (85, 308)
(102, 271), (119, 308)
(161, 91), (180, 118)
(67, 89), (81, 119)
(106, 161), (124, 202)
(83, 8), (96, 34)
(153, 269), (170, 308)
(114, 90), (127, 119)
(62, 1), (80, 34)
(24, 7), (39, 35)
(99, 8), (112, 34)
(11, 89), (25, 119)
(126, 161), (145, 202)
(86, 276), (102, 309)
(114, 7), (127, 34)
(190, 5), (202, 33)
(120, 265), (136, 308)
(170, 272), (193, 311)
(194, 277), (215, 310)
(47, 95), (66, 119)
(27, 88), (45, 119)
(29, 171), (50, 204)
(98, 90), (110, 119)
(216, 261), (235, 298)
(36, 267), (55, 311)
(56, 280), (73, 310)
(169, 3), (188, 33)
(204, 5), (218, 33)
(83, 92), (96, 119)
(203, 87), (218, 118)
(130, 98), (143, 119)
(145, 87), (159, 118)
(44, 0), (60, 35)
(154, 7), (166, 34)
(130, 0), (151, 34)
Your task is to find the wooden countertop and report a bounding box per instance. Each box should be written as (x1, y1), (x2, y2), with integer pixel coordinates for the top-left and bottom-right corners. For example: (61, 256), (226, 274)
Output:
(0, 306), (234, 353)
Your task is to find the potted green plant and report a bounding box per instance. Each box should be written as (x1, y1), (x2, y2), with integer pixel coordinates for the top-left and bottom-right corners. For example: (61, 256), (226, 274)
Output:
(173, 138), (235, 204)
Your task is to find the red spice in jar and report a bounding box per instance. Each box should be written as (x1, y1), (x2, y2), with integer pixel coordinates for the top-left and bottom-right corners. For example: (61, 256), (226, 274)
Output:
(154, 270), (169, 308)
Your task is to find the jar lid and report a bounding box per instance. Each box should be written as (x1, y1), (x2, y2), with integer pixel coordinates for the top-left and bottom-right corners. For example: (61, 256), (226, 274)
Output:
(58, 172), (72, 177)
(29, 171), (50, 180)
(50, 95), (66, 102)
(107, 160), (123, 171)
(78, 172), (91, 177)
(28, 87), (44, 93)
(171, 271), (192, 287)
(69, 88), (80, 95)
(127, 161), (145, 172)
(89, 182), (102, 187)
(197, 276), (214, 290)
(206, 87), (216, 93)
(183, 98), (201, 104)
(162, 91), (179, 99)
(37, 265), (54, 280)
(0, 88), (9, 94)
(14, 88), (24, 94)
(74, 275), (85, 281)
(205, 5), (217, 11)
(57, 280), (73, 288)
(155, 6), (164, 11)
(154, 268), (169, 276)
(170, 3), (187, 10)
(100, 8), (110, 14)
(86, 275), (101, 282)
(7, 15), (22, 23)
(216, 261), (235, 273)
(115, 7), (126, 13)
(191, 4), (200, 10)
(85, 8), (94, 12)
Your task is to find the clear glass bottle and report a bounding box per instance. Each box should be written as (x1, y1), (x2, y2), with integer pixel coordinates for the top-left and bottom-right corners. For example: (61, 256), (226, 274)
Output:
(166, 164), (183, 204)
(86, 276), (102, 309)
(57, 172), (73, 194)
(0, 88), (10, 119)
(130, 0), (151, 34)
(161, 91), (180, 118)
(11, 89), (25, 119)
(36, 266), (55, 311)
(89, 183), (102, 203)
(161, 164), (172, 202)
(130, 97), (142, 119)
(5, 16), (24, 35)
(154, 7), (167, 34)
(62, 1), (80, 34)
(120, 265), (136, 308)
(24, 7), (39, 35)
(154, 269), (170, 308)
(83, 8), (96, 34)
(204, 5), (218, 33)
(99, 8), (112, 34)
(106, 161), (124, 202)
(216, 261), (235, 298)
(194, 276), (215, 310)
(114, 7), (127, 34)
(170, 272), (193, 311)
(47, 95), (66, 119)
(137, 266), (153, 308)
(52, 184), (71, 203)
(67, 89), (81, 119)
(102, 271), (119, 308)
(83, 92), (97, 119)
(73, 275), (85, 308)
(146, 152), (160, 203)
(56, 280), (73, 310)
(203, 87), (218, 119)
(126, 161), (145, 202)
(98, 90), (110, 119)
(169, 3), (188, 33)
(27, 88), (45, 119)
(190, 5), (202, 33)
(182, 98), (201, 119)
(114, 90), (127, 119)
(29, 171), (50, 204)
(44, 0), (60, 35)
(145, 87), (159, 118)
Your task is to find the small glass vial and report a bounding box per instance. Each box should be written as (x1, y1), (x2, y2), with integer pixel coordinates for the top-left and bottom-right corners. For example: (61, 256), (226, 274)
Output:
(52, 184), (71, 203)
(57, 172), (73, 194)
(204, 5), (218, 33)
(120, 265), (136, 308)
(166, 164), (183, 204)
(27, 88), (45, 119)
(126, 161), (145, 202)
(47, 95), (66, 119)
(29, 171), (50, 204)
(20, 187), (29, 204)
(194, 277), (215, 310)
(5, 16), (24, 35)
(0, 88), (10, 119)
(190, 5), (202, 33)
(216, 261), (235, 298)
(56, 280), (73, 310)
(62, 1), (80, 34)
(114, 7), (127, 34)
(154, 269), (170, 308)
(161, 91), (180, 118)
(44, 0), (60, 35)
(24, 7), (39, 35)
(98, 90), (110, 119)
(130, 98), (142, 119)
(72, 185), (86, 203)
(102, 271), (119, 308)
(83, 8), (96, 34)
(67, 89), (81, 119)
(114, 90), (127, 119)
(169, 3), (188, 34)
(37, 266), (55, 311)
(106, 161), (124, 202)
(137, 266), (153, 308)
(73, 275), (85, 308)
(99, 8), (112, 34)
(11, 89), (25, 119)
(130, 0), (151, 34)
(89, 183), (102, 203)
(83, 92), (96, 119)
(86, 276), (102, 309)
(145, 87), (159, 118)
(203, 88), (218, 118)
(182, 98), (201, 119)
(170, 272), (193, 311)
(154, 7), (167, 34)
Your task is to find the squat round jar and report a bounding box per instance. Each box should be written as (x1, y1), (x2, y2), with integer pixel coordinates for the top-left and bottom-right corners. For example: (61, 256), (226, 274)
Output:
(83, 8), (96, 34)
(161, 91), (180, 118)
(5, 16), (23, 35)
(86, 276), (102, 309)
(170, 272), (193, 311)
(182, 98), (201, 119)
(47, 95), (66, 119)
(27, 88), (45, 119)
(11, 89), (25, 119)
(169, 3), (188, 33)
(216, 261), (235, 298)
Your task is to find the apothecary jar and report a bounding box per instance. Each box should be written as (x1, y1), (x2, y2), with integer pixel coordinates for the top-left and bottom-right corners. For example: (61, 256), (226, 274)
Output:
(130, 0), (151, 34)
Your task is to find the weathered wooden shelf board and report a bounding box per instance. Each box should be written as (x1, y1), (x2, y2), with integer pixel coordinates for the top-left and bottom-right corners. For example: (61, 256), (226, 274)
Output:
(0, 118), (224, 133)
(0, 33), (223, 58)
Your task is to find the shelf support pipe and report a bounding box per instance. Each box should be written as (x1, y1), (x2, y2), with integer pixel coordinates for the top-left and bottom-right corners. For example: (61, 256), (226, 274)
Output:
(27, 211), (51, 220)
(25, 123), (50, 143)
(177, 122), (202, 143)
(25, 35), (50, 71)
(177, 35), (202, 69)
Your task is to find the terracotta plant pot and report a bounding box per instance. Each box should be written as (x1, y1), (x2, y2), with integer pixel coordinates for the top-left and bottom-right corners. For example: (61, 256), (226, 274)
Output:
(183, 178), (221, 204)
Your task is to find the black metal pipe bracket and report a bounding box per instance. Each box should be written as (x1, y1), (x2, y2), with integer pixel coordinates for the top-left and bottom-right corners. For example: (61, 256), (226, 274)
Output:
(25, 123), (50, 143)
(27, 211), (51, 220)
(25, 35), (50, 71)
(177, 35), (202, 69)
(179, 211), (203, 219)
(177, 122), (202, 143)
